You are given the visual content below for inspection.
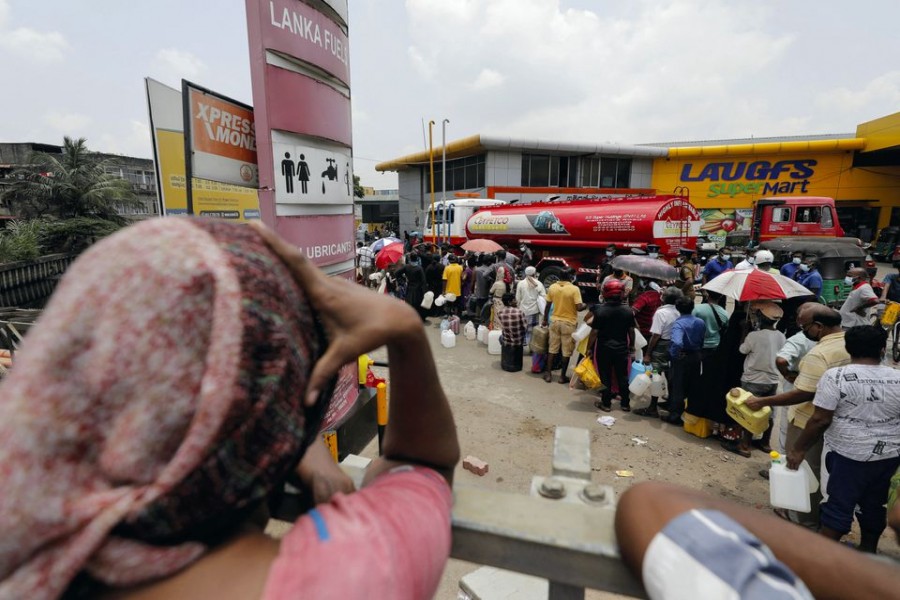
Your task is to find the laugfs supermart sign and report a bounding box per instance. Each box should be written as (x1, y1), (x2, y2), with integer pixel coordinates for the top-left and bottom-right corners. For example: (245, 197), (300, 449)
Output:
(245, 0), (354, 269)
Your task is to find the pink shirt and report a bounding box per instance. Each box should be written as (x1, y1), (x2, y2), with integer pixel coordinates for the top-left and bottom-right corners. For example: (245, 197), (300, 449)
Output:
(262, 467), (453, 600)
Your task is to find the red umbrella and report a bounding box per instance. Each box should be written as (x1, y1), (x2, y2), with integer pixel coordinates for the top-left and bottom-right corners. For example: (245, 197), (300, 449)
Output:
(701, 268), (813, 301)
(375, 243), (404, 270)
(461, 238), (503, 253)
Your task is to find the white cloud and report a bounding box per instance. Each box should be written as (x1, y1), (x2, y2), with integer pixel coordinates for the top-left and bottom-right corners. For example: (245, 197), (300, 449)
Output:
(470, 68), (504, 90)
(96, 120), (153, 159)
(43, 111), (92, 133)
(0, 0), (68, 63)
(152, 48), (207, 83)
(402, 0), (797, 143)
(815, 71), (900, 117)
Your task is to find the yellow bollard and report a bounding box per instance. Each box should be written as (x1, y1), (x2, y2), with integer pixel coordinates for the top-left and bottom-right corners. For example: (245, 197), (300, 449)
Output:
(376, 381), (388, 455)
(358, 354), (374, 385)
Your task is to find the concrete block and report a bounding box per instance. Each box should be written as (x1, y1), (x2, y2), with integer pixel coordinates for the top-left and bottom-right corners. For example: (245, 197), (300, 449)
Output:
(459, 566), (547, 599)
(552, 426), (591, 480)
(464, 455), (489, 476)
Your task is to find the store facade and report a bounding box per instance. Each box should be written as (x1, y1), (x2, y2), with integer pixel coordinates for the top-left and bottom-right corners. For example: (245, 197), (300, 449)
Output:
(377, 112), (900, 244)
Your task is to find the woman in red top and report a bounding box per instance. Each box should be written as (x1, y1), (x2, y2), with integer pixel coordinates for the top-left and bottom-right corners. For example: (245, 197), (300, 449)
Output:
(632, 279), (663, 341)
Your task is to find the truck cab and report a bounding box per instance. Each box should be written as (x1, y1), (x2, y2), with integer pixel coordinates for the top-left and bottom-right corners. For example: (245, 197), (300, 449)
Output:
(750, 197), (843, 244)
(424, 198), (507, 245)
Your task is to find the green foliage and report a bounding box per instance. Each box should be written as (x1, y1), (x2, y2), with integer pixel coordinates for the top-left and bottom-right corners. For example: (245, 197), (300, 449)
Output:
(38, 217), (124, 254)
(0, 220), (43, 262)
(0, 217), (124, 264)
(1, 137), (137, 222)
(353, 175), (365, 199)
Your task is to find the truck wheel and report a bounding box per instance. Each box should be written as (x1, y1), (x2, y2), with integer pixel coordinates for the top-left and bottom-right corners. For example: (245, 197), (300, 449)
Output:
(540, 266), (564, 287)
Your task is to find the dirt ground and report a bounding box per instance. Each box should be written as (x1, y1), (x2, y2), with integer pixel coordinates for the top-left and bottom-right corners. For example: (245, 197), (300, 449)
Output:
(366, 316), (900, 599)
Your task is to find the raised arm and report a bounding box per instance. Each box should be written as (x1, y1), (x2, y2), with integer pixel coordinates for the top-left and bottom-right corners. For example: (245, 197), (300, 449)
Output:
(251, 222), (460, 485)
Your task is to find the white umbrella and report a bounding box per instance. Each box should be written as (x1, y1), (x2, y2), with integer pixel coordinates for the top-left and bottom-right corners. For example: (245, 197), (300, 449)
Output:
(369, 237), (402, 253)
(702, 269), (813, 301)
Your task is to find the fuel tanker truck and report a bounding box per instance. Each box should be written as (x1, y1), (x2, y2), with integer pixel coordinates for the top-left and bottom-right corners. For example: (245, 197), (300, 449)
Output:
(425, 193), (702, 292)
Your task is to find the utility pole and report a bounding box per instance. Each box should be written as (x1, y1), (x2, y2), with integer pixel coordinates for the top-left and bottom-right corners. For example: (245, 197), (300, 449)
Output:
(442, 118), (449, 244)
(428, 120), (436, 244)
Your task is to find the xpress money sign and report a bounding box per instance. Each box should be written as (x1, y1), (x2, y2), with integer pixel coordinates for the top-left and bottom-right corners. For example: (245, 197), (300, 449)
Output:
(680, 159), (817, 198)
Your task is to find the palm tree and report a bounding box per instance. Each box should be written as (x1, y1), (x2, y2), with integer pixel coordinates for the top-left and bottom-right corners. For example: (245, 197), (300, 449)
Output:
(2, 137), (137, 222)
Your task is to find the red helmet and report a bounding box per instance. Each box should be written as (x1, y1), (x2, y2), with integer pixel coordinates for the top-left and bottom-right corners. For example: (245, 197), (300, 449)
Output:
(602, 278), (625, 299)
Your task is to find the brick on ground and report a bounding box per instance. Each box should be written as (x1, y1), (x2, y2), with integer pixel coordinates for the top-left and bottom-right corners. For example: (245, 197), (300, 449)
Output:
(463, 455), (489, 476)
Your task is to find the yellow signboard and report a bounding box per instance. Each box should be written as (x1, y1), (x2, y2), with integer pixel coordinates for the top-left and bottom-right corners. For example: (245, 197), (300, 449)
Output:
(156, 129), (260, 220)
(653, 151), (898, 214)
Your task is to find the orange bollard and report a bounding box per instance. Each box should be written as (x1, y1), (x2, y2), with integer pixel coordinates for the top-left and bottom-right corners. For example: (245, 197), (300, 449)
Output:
(376, 382), (388, 455)
(322, 430), (338, 462)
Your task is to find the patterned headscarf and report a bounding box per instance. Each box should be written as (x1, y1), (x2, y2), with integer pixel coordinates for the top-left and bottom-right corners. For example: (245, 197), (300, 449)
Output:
(0, 218), (327, 599)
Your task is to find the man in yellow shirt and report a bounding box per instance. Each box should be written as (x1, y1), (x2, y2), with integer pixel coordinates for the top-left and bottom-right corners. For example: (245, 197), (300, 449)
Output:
(542, 268), (585, 384)
(746, 304), (849, 529)
(441, 255), (463, 315)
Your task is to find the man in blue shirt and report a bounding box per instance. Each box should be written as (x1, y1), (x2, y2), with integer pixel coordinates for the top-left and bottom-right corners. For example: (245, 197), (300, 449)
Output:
(797, 255), (823, 300)
(780, 250), (805, 280)
(664, 297), (706, 424)
(702, 247), (733, 284)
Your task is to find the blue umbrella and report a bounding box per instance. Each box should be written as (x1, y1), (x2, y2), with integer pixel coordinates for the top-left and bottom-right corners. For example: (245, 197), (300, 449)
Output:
(370, 237), (402, 253)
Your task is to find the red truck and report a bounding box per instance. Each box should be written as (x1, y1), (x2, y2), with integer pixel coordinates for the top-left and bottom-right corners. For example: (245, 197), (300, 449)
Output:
(749, 196), (844, 244)
(423, 193), (702, 292)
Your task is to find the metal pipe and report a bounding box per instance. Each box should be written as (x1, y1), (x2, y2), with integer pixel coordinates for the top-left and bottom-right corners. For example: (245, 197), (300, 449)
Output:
(429, 120), (436, 244)
(442, 118), (449, 244)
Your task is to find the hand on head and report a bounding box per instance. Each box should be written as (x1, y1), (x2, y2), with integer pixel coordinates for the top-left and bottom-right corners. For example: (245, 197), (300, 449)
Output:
(251, 222), (420, 406)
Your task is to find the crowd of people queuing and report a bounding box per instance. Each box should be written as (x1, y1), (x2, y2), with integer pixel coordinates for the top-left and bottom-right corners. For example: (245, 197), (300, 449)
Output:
(359, 238), (900, 555)
(2, 213), (900, 598)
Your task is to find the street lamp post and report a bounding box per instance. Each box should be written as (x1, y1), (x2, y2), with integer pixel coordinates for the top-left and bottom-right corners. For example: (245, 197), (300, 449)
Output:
(442, 118), (449, 244)
(428, 120), (436, 245)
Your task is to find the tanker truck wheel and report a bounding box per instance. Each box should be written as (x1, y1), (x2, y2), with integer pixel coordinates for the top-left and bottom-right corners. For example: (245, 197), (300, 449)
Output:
(539, 266), (564, 288)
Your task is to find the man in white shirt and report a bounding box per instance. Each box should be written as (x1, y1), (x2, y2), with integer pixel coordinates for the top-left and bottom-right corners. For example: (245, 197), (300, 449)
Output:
(839, 267), (880, 329)
(356, 242), (375, 285)
(788, 325), (900, 553)
(734, 247), (757, 271)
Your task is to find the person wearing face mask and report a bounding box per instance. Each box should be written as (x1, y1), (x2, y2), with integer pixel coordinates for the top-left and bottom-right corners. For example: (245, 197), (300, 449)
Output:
(734, 247), (757, 271)
(780, 250), (805, 279)
(839, 267), (882, 329)
(598, 244), (618, 283)
(796, 256), (823, 300)
(646, 243), (663, 261)
(745, 304), (849, 528)
(701, 247), (733, 284)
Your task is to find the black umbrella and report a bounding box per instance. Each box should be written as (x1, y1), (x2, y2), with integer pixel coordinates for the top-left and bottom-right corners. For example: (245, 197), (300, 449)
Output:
(610, 255), (677, 281)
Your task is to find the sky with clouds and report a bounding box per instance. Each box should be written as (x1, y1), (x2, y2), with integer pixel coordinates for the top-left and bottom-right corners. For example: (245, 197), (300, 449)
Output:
(2, 0), (899, 189)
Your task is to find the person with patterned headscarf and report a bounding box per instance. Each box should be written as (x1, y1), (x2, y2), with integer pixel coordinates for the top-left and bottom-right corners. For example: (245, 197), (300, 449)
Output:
(0, 218), (459, 600)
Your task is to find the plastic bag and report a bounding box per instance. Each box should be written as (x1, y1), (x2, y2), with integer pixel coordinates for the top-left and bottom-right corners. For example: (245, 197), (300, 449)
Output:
(440, 319), (450, 331)
(634, 328), (647, 350)
(448, 315), (460, 335)
(530, 325), (549, 354)
(531, 352), (547, 373)
(574, 357), (602, 389)
(888, 467), (900, 512)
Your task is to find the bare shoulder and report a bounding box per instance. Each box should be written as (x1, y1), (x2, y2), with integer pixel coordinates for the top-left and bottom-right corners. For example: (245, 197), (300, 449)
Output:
(104, 531), (279, 600)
